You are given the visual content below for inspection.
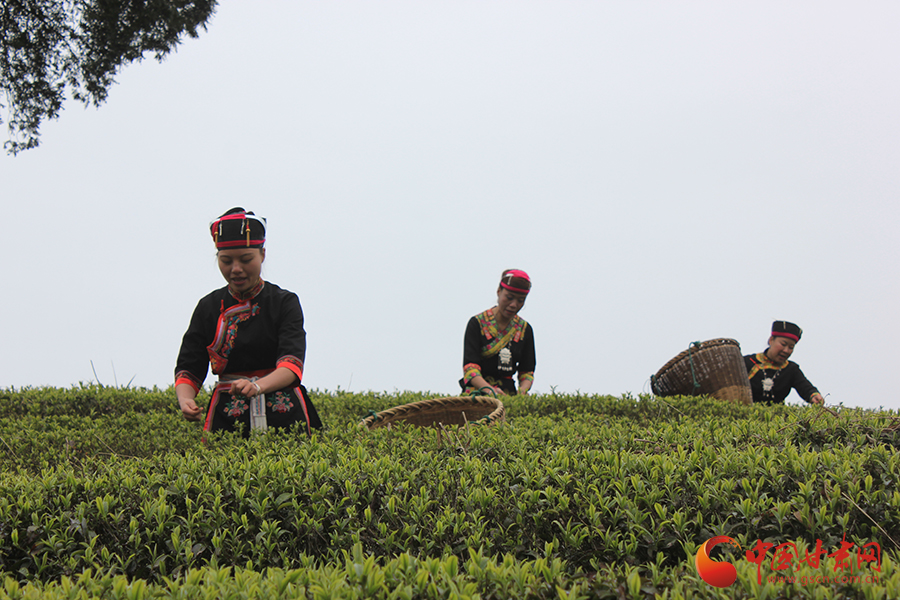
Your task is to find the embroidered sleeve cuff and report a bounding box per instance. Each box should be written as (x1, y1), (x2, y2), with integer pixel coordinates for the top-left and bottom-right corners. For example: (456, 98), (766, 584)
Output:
(463, 363), (482, 385)
(276, 355), (304, 382)
(518, 372), (534, 383)
(174, 371), (202, 394)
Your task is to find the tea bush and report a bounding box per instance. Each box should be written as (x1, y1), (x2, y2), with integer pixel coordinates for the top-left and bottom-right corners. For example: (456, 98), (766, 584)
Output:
(0, 385), (898, 597)
(0, 385), (179, 417)
(0, 545), (897, 599)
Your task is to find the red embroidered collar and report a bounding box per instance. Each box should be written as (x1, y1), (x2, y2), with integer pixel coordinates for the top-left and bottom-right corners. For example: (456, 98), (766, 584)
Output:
(228, 279), (265, 301)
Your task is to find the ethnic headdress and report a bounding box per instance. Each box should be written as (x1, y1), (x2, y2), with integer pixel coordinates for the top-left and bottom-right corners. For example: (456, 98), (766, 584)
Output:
(500, 269), (531, 295)
(210, 207), (266, 249)
(772, 320), (802, 342)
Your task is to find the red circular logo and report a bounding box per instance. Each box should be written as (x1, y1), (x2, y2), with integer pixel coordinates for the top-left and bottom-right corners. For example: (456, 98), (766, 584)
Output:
(695, 536), (741, 588)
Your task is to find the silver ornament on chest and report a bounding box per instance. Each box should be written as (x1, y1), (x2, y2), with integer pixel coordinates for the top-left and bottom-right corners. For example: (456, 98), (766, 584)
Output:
(499, 347), (513, 371)
(762, 377), (774, 392)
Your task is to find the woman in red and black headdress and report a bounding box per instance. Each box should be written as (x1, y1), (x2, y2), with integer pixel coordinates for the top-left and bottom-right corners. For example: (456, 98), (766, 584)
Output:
(744, 320), (824, 405)
(174, 207), (322, 436)
(460, 269), (536, 396)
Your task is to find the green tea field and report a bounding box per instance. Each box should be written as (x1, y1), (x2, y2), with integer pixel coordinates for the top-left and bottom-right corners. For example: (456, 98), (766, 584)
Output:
(0, 386), (898, 599)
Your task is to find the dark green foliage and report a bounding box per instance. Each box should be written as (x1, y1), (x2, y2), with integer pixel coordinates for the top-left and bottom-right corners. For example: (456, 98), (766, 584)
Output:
(0, 386), (898, 597)
(0, 384), (186, 417)
(0, 550), (895, 599)
(0, 0), (217, 153)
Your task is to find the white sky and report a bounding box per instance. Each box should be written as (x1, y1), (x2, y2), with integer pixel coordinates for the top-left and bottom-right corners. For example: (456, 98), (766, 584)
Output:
(2, 1), (898, 410)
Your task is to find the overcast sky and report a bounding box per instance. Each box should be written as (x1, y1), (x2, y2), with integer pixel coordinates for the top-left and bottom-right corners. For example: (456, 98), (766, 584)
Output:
(2, 1), (897, 411)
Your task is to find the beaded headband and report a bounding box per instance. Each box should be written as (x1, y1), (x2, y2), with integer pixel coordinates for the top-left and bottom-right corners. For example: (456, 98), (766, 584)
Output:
(210, 208), (267, 249)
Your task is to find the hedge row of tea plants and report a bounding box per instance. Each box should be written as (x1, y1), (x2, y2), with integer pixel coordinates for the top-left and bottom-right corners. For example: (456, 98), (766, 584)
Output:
(0, 385), (180, 417)
(1, 543), (898, 600)
(3, 386), (896, 474)
(0, 386), (898, 596)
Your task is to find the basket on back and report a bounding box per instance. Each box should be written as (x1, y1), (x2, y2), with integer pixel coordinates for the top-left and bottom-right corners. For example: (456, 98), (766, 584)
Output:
(359, 395), (506, 430)
(651, 338), (752, 404)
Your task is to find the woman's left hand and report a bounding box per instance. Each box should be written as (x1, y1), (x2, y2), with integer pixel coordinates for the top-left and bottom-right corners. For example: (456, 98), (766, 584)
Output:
(230, 379), (262, 398)
(810, 393), (825, 405)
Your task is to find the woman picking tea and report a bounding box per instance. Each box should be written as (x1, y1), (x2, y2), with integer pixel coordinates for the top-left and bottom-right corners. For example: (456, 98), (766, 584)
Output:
(744, 320), (824, 405)
(460, 269), (536, 396)
(174, 208), (322, 436)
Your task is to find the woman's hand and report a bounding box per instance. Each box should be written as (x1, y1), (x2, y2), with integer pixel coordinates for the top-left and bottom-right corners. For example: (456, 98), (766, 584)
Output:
(228, 369), (297, 399)
(478, 385), (504, 397)
(230, 379), (262, 398)
(809, 392), (825, 405)
(178, 398), (203, 421)
(176, 383), (204, 421)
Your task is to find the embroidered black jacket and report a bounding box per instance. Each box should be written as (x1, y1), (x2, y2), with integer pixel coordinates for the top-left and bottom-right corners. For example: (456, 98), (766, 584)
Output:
(460, 308), (536, 395)
(744, 351), (819, 405)
(175, 280), (306, 390)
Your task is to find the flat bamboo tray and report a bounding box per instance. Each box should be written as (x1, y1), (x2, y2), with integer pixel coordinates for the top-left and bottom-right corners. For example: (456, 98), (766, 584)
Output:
(359, 395), (506, 430)
(651, 338), (752, 404)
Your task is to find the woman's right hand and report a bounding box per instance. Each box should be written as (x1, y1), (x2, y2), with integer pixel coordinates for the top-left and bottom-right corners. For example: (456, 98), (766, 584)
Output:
(472, 373), (506, 397)
(178, 396), (204, 421)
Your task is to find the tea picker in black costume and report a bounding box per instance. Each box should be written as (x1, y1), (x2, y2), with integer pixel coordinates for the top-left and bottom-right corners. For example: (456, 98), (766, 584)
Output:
(460, 269), (536, 396)
(175, 207), (322, 436)
(744, 320), (824, 406)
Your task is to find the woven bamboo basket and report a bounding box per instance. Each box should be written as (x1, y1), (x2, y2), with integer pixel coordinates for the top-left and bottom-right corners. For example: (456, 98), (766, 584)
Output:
(651, 338), (752, 404)
(359, 395), (506, 430)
